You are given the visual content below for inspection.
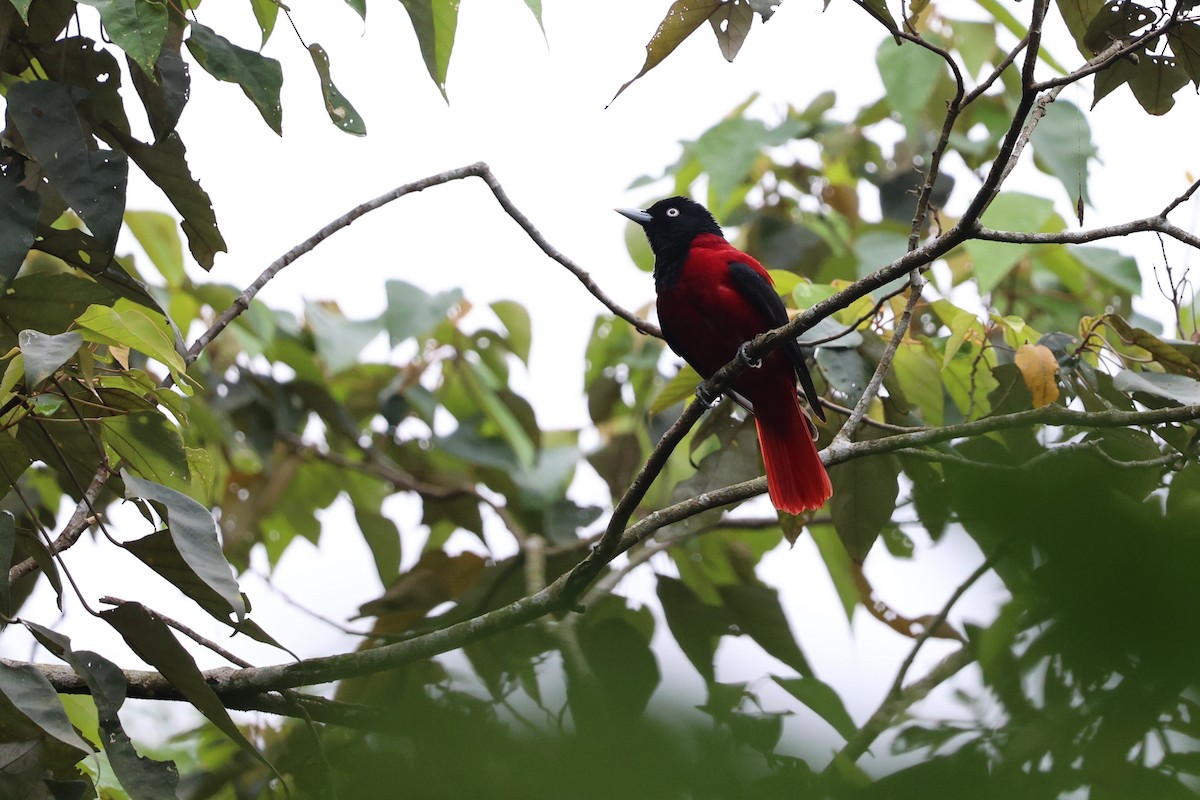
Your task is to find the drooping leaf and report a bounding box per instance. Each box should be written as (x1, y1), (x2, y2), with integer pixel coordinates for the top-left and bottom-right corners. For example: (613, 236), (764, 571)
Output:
(1057, 0), (1114, 55)
(0, 162), (39, 290)
(611, 0), (726, 103)
(708, 0), (753, 61)
(6, 81), (128, 251)
(100, 603), (278, 776)
(719, 582), (812, 675)
(121, 530), (293, 654)
(1125, 54), (1190, 115)
(397, 0), (460, 99)
(656, 575), (730, 683)
(829, 454), (899, 562)
(0, 512), (14, 616)
(1113, 370), (1200, 405)
(1030, 101), (1095, 208)
(1106, 313), (1199, 375)
(129, 7), (190, 140)
(1081, 0), (1153, 54)
(185, 22), (284, 134)
(124, 211), (184, 287)
(773, 674), (857, 740)
(74, 0), (168, 77)
(121, 470), (245, 620)
(1168, 22), (1200, 84)
(16, 330), (82, 389)
(23, 623), (181, 800)
(490, 300), (532, 364)
(1014, 343), (1060, 408)
(0, 662), (91, 756)
(307, 43), (367, 135)
(105, 129), (227, 271)
(251, 0), (281, 45)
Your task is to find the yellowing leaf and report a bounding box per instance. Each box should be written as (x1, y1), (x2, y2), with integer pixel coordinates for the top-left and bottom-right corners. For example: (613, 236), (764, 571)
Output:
(1015, 344), (1060, 408)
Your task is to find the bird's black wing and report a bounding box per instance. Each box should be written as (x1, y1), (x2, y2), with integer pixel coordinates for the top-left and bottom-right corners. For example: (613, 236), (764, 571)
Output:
(728, 261), (825, 421)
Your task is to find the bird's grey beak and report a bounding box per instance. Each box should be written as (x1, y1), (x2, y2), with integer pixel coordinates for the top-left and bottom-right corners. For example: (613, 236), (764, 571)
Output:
(615, 207), (652, 226)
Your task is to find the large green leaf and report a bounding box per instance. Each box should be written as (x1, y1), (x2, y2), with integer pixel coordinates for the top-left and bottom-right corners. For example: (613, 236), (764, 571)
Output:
(1113, 370), (1200, 405)
(773, 674), (857, 740)
(306, 301), (383, 373)
(656, 575), (730, 683)
(122, 470), (246, 620)
(964, 193), (1058, 293)
(829, 454), (899, 562)
(124, 211), (184, 287)
(185, 22), (284, 134)
(100, 603), (278, 776)
(75, 0), (167, 77)
(129, 7), (190, 140)
(308, 43), (367, 135)
(1030, 101), (1096, 208)
(16, 330), (82, 389)
(74, 299), (187, 384)
(0, 163), (39, 290)
(397, 0), (460, 98)
(876, 38), (948, 134)
(105, 130), (226, 270)
(0, 661), (91, 756)
(0, 274), (115, 352)
(102, 411), (189, 491)
(23, 623), (181, 800)
(611, 0), (725, 103)
(6, 81), (128, 250)
(719, 582), (813, 676)
(384, 279), (462, 345)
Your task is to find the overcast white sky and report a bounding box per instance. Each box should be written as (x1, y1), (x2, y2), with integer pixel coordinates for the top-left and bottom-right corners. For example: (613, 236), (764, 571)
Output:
(10, 0), (1200, 757)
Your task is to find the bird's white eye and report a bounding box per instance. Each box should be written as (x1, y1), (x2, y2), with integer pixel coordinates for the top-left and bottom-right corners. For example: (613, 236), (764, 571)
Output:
(666, 207), (680, 217)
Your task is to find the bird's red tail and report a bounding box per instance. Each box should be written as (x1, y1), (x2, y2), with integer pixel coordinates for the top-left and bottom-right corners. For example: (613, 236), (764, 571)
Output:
(754, 393), (832, 514)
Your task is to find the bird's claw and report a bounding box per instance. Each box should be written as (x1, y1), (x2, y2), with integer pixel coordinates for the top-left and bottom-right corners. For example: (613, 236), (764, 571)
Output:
(695, 384), (720, 408)
(738, 342), (763, 369)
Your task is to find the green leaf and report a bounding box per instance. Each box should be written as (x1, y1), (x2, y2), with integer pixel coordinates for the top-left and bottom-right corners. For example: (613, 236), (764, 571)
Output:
(656, 575), (729, 682)
(75, 0), (167, 77)
(611, 0), (726, 103)
(1030, 101), (1095, 208)
(829, 455), (899, 562)
(1113, 370), (1200, 405)
(124, 211), (184, 286)
(306, 301), (382, 373)
(307, 43), (367, 136)
(491, 300), (531, 364)
(384, 279), (462, 345)
(185, 22), (284, 134)
(976, 0), (1066, 72)
(121, 530), (292, 654)
(1092, 51), (1138, 107)
(6, 81), (129, 250)
(23, 622), (181, 800)
(74, 299), (187, 384)
(522, 0), (543, 32)
(102, 411), (189, 491)
(773, 674), (857, 740)
(0, 661), (91, 756)
(8, 0), (34, 23)
(1168, 23), (1200, 84)
(963, 193), (1057, 293)
(651, 363), (702, 416)
(1056, 247), (1133, 296)
(876, 39), (948, 133)
(0, 163), (39, 290)
(1057, 0), (1111, 55)
(122, 470), (246, 620)
(100, 603), (279, 777)
(708, 0), (753, 61)
(893, 340), (943, 426)
(106, 130), (226, 271)
(719, 582), (812, 675)
(1126, 54), (1190, 115)
(16, 330), (82, 388)
(0, 512), (14, 616)
(1082, 0), (1153, 54)
(397, 0), (460, 98)
(251, 0), (280, 46)
(129, 8), (190, 141)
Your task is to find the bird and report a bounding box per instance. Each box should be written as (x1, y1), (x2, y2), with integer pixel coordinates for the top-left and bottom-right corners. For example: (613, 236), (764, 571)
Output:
(617, 197), (832, 513)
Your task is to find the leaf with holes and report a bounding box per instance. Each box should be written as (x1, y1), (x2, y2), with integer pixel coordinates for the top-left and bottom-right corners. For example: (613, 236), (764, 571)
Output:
(75, 0), (168, 77)
(186, 22), (283, 134)
(308, 44), (367, 135)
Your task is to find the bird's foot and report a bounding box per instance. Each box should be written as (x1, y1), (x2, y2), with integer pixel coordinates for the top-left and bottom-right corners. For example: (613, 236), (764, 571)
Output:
(695, 383), (720, 408)
(738, 342), (763, 369)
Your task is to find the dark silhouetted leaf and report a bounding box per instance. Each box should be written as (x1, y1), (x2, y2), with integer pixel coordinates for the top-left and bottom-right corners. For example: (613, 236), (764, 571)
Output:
(185, 22), (283, 134)
(773, 674), (857, 739)
(829, 454), (899, 562)
(719, 582), (812, 676)
(0, 661), (91, 756)
(0, 161), (39, 289)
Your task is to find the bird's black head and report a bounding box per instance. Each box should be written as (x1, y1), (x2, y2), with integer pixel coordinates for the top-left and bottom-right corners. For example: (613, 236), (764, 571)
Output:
(616, 197), (724, 286)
